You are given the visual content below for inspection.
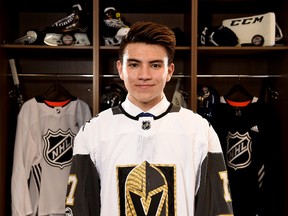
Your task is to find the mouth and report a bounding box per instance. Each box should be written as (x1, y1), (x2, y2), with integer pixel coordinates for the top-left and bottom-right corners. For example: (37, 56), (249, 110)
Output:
(136, 84), (154, 90)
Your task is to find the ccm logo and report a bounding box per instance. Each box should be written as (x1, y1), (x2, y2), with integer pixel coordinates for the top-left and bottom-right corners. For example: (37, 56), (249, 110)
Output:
(230, 15), (264, 26)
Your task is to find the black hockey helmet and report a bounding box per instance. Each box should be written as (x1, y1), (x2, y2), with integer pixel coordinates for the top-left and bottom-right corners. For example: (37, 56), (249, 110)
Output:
(200, 25), (239, 46)
(100, 83), (127, 110)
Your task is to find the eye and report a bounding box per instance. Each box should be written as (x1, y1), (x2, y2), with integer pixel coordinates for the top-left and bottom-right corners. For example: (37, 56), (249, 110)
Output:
(128, 62), (139, 68)
(151, 63), (162, 69)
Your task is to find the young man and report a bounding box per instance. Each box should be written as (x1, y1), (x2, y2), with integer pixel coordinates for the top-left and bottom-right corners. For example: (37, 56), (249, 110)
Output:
(65, 21), (234, 216)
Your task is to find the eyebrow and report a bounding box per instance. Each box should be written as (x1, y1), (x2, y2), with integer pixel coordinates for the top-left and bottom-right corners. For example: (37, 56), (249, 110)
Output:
(127, 58), (164, 64)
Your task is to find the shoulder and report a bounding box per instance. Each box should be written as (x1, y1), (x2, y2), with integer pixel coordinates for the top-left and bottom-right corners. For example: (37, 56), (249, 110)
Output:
(79, 108), (114, 131)
(178, 106), (209, 123)
(18, 97), (39, 119)
(165, 106), (212, 133)
(75, 98), (90, 107)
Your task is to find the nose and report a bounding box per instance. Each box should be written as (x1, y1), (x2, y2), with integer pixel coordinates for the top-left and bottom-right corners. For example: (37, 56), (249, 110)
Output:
(138, 65), (152, 80)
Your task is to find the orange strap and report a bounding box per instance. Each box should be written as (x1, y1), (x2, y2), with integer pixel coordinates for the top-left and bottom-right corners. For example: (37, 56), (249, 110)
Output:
(226, 99), (251, 107)
(44, 99), (71, 107)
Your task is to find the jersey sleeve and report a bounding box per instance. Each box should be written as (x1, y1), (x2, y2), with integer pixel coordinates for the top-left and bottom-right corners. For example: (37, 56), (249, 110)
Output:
(65, 154), (100, 216)
(77, 99), (92, 126)
(195, 125), (234, 216)
(65, 124), (101, 216)
(11, 105), (37, 216)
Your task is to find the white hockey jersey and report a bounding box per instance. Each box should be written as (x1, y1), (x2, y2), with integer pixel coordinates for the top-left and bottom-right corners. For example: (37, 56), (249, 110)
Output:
(11, 96), (91, 216)
(65, 97), (233, 216)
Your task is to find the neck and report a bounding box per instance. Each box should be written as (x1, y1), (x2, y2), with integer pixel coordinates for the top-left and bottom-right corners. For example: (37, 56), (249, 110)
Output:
(128, 93), (164, 112)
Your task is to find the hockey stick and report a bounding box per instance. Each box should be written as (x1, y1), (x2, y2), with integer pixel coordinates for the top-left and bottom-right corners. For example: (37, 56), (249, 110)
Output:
(9, 59), (24, 109)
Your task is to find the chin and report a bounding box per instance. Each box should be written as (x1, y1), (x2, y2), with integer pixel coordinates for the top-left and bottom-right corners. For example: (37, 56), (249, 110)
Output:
(141, 97), (160, 105)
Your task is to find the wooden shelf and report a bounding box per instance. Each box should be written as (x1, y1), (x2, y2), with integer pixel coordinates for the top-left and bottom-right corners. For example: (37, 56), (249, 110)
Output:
(198, 45), (288, 55)
(0, 44), (93, 50)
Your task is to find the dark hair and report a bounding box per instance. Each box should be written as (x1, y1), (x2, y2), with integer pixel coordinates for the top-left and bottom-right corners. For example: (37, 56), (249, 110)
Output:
(118, 21), (176, 65)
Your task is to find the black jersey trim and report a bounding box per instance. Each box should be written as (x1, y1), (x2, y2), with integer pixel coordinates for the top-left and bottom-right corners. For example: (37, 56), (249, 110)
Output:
(113, 103), (180, 121)
(31, 164), (42, 192)
(154, 103), (180, 120)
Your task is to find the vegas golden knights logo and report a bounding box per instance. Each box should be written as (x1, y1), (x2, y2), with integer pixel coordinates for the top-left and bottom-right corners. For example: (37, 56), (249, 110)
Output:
(117, 161), (176, 216)
(43, 129), (75, 169)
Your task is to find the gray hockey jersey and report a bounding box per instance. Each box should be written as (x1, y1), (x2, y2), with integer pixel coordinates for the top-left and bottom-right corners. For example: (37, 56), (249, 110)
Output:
(11, 96), (91, 216)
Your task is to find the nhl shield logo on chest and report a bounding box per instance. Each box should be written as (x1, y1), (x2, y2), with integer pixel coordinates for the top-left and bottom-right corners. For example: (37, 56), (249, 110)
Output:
(142, 120), (151, 130)
(226, 131), (252, 170)
(43, 128), (75, 169)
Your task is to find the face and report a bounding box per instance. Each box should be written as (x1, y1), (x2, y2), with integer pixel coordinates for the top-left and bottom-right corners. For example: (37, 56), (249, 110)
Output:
(117, 43), (174, 111)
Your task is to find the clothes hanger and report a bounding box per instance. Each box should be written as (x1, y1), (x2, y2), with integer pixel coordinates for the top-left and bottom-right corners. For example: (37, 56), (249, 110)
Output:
(41, 82), (74, 102)
(224, 76), (253, 102)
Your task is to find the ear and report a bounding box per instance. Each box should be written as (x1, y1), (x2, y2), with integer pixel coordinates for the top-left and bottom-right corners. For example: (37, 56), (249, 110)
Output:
(166, 63), (175, 82)
(117, 60), (124, 80)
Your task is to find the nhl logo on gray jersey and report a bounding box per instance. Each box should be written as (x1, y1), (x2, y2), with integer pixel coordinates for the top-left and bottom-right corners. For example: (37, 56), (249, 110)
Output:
(226, 131), (252, 170)
(43, 129), (75, 169)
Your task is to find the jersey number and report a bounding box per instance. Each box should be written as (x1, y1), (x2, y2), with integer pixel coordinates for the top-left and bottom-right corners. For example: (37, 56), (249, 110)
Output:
(219, 171), (232, 202)
(66, 174), (78, 206)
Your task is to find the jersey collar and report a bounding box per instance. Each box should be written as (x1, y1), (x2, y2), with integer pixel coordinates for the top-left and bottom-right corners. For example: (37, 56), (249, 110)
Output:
(121, 96), (171, 117)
